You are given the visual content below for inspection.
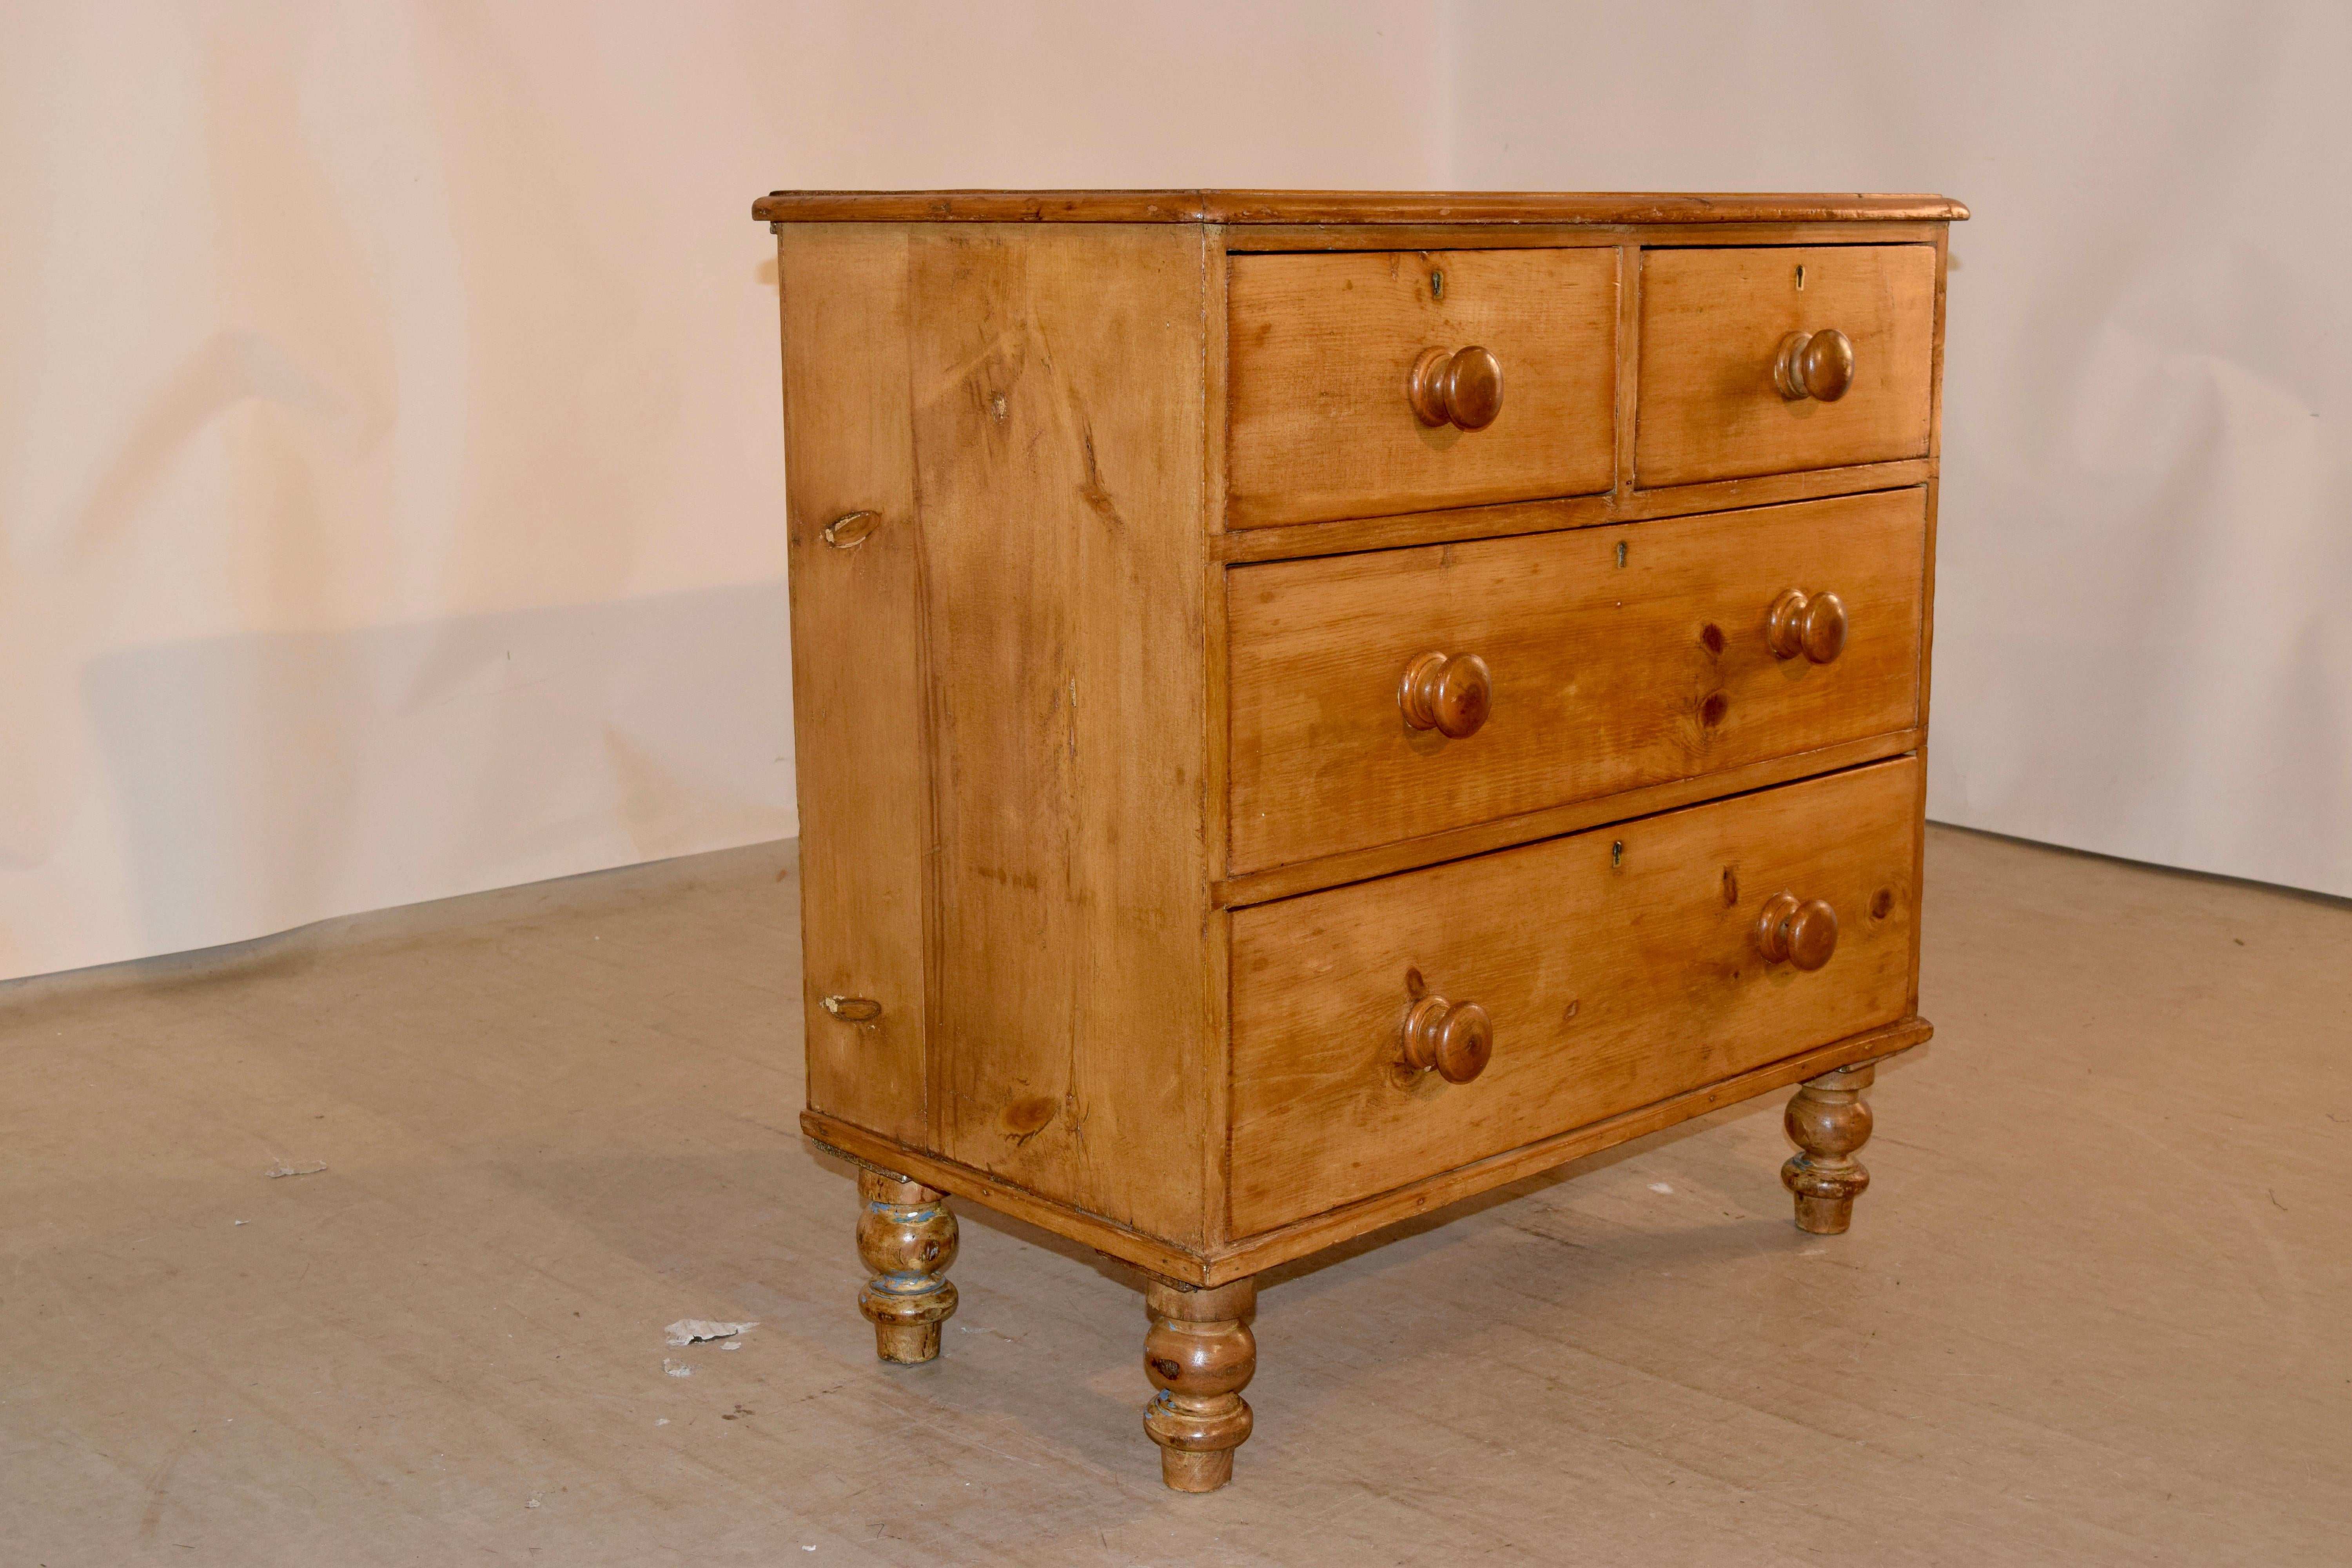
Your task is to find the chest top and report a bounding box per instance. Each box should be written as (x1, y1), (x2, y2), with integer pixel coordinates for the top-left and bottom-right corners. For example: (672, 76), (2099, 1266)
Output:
(754, 188), (1967, 225)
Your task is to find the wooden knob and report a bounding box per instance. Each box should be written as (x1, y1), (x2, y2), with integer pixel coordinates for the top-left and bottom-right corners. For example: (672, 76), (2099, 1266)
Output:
(1407, 345), (1504, 430)
(1402, 995), (1493, 1083)
(1399, 651), (1492, 739)
(1773, 328), (1855, 402)
(1756, 892), (1839, 971)
(1766, 590), (1848, 663)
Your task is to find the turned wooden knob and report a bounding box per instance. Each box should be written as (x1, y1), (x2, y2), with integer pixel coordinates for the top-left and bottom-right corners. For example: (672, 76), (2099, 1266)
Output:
(1407, 345), (1504, 429)
(1773, 328), (1855, 402)
(1756, 892), (1839, 971)
(1399, 650), (1493, 739)
(1401, 995), (1493, 1083)
(1766, 589), (1848, 663)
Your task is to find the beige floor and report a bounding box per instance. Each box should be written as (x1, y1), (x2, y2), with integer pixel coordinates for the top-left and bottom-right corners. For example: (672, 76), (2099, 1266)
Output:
(3, 827), (2347, 1566)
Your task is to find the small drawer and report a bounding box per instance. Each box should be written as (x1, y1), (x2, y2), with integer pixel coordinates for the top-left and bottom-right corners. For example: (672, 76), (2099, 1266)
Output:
(1228, 757), (1920, 1236)
(1226, 248), (1615, 528)
(1636, 245), (1937, 489)
(1226, 488), (1926, 876)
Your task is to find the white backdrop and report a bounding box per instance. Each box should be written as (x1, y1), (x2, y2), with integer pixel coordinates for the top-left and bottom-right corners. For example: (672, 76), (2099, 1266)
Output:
(2, 2), (2345, 982)
(1446, 2), (2352, 907)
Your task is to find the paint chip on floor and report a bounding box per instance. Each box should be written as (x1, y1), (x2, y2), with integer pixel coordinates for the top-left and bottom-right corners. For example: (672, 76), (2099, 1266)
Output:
(662, 1359), (693, 1377)
(264, 1160), (327, 1178)
(1648, 1182), (1675, 1194)
(665, 1319), (758, 1347)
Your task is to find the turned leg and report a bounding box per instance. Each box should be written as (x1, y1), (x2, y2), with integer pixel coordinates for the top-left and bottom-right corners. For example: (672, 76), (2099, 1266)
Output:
(1782, 1060), (1875, 1234)
(856, 1169), (958, 1363)
(1141, 1276), (1256, 1493)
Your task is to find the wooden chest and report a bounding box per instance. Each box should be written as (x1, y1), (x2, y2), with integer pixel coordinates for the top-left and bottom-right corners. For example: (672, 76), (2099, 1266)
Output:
(758, 188), (1963, 1491)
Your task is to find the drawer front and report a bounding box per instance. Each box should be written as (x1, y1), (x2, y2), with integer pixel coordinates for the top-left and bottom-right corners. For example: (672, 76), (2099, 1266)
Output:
(1229, 757), (1920, 1236)
(1227, 489), (1926, 876)
(1226, 248), (1615, 528)
(1636, 245), (1936, 490)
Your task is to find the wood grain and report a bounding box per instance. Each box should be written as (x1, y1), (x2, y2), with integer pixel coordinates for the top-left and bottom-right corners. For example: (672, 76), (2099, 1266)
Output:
(1226, 248), (1615, 526)
(1142, 1277), (1258, 1492)
(1210, 461), (1934, 564)
(895, 224), (1215, 1245)
(778, 226), (929, 1145)
(1227, 490), (1928, 875)
(773, 199), (1957, 1330)
(808, 1010), (1928, 1285)
(1205, 1016), (1928, 1278)
(756, 190), (1970, 225)
(805, 1114), (1215, 1281)
(855, 1170), (958, 1363)
(1637, 245), (1938, 488)
(1228, 759), (1923, 1234)
(1612, 243), (1642, 499)
(1782, 1061), (1876, 1233)
(1213, 728), (1920, 909)
(1222, 222), (1953, 253)
(1911, 220), (1952, 1012)
(1198, 226), (1236, 1246)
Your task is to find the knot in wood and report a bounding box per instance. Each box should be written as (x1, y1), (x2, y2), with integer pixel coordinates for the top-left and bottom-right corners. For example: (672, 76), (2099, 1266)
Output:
(856, 1194), (959, 1282)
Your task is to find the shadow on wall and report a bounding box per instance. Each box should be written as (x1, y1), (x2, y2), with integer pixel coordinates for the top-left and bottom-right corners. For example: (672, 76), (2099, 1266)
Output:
(78, 582), (795, 964)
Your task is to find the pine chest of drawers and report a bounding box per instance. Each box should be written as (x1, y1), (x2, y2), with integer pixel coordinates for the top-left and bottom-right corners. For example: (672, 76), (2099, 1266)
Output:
(757, 188), (1965, 1492)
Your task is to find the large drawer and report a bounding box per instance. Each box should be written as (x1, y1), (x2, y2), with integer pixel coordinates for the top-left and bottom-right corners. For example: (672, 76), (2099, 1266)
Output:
(1227, 488), (1927, 876)
(1228, 757), (1921, 1236)
(1637, 245), (1936, 489)
(1226, 248), (1616, 528)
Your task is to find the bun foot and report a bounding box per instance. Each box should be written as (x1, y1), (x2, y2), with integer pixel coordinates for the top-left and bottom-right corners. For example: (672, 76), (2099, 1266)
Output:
(856, 1170), (958, 1363)
(1782, 1061), (1875, 1234)
(1141, 1276), (1256, 1492)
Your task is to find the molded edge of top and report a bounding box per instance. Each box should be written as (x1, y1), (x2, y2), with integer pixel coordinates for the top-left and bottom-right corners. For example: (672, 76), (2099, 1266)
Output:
(752, 189), (1969, 225)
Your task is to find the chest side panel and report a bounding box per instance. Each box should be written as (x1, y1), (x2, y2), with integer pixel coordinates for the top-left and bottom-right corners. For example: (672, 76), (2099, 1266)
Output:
(903, 224), (1216, 1245)
(779, 226), (932, 1145)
